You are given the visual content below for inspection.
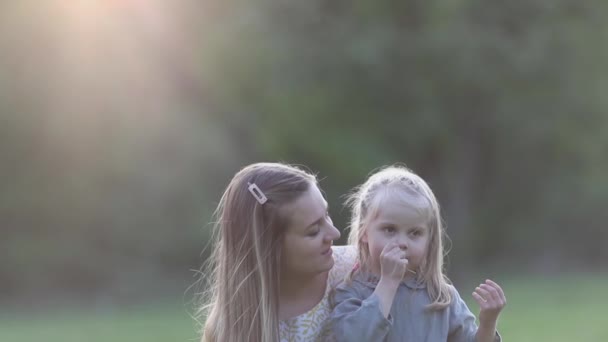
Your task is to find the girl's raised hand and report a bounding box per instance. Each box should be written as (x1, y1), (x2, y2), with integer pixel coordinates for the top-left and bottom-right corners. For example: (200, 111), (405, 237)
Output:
(472, 279), (506, 325)
(379, 242), (408, 283)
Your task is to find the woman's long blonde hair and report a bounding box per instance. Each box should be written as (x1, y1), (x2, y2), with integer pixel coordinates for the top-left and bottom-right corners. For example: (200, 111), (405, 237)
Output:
(198, 162), (316, 342)
(345, 165), (453, 310)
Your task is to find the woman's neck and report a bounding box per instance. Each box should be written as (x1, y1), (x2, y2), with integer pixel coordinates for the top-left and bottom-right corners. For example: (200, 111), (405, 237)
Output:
(278, 271), (328, 320)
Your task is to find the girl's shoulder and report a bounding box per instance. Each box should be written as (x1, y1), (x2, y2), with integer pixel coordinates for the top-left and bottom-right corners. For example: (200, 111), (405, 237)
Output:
(328, 245), (357, 288)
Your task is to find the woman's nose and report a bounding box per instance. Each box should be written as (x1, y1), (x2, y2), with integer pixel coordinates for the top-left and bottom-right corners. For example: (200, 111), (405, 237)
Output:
(325, 223), (341, 241)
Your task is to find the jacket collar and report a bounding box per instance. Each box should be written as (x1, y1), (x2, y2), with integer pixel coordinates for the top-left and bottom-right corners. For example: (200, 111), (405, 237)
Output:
(353, 270), (426, 290)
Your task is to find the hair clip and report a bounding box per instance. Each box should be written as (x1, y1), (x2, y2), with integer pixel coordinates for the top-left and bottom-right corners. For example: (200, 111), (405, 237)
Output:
(247, 182), (268, 205)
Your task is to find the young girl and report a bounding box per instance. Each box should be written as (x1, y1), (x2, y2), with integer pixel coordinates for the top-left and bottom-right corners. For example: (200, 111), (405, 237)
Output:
(330, 165), (505, 342)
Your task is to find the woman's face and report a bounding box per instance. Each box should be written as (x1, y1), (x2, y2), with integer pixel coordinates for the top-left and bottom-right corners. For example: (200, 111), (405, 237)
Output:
(280, 183), (341, 278)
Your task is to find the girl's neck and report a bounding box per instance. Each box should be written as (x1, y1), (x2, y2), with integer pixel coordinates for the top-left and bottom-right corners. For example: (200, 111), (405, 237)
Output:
(278, 271), (328, 320)
(367, 264), (418, 282)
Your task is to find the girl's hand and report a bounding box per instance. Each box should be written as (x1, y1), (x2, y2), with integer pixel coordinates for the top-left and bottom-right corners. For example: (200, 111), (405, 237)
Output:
(472, 279), (506, 326)
(379, 242), (408, 283)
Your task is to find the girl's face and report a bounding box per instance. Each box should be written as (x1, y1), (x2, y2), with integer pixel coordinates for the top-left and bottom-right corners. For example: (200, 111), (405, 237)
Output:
(362, 194), (430, 276)
(281, 183), (341, 278)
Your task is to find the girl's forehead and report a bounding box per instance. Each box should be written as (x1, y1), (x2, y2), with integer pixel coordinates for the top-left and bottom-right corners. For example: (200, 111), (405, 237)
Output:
(368, 191), (432, 226)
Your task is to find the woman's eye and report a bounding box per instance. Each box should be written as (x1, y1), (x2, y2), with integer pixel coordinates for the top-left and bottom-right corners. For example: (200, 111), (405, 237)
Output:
(308, 228), (320, 237)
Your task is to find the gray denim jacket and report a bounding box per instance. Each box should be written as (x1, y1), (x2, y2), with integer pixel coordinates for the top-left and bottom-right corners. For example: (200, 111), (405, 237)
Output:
(330, 272), (501, 342)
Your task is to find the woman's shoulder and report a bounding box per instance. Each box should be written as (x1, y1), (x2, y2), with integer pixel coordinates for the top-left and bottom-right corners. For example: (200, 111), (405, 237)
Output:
(279, 297), (333, 342)
(328, 245), (357, 287)
(332, 244), (356, 256)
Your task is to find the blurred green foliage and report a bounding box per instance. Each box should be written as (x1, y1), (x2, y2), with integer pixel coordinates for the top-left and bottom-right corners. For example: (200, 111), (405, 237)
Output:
(1, 0), (607, 306)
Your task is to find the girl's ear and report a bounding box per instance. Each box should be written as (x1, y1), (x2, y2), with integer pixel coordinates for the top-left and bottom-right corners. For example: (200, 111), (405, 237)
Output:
(361, 231), (368, 244)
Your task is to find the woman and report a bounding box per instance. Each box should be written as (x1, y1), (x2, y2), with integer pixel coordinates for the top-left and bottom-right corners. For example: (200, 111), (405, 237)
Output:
(198, 162), (355, 342)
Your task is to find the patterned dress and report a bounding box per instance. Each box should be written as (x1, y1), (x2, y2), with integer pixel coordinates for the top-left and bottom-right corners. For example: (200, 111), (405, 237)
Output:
(279, 245), (357, 342)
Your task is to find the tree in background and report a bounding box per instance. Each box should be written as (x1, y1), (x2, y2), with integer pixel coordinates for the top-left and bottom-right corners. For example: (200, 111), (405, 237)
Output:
(1, 0), (608, 303)
(202, 0), (608, 273)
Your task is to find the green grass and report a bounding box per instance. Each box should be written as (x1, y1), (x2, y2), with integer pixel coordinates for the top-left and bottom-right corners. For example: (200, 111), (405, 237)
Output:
(0, 302), (198, 342)
(465, 273), (608, 341)
(1, 273), (606, 342)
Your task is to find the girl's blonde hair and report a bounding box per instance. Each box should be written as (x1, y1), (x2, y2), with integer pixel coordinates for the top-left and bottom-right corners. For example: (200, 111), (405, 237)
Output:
(345, 165), (453, 310)
(198, 162), (316, 342)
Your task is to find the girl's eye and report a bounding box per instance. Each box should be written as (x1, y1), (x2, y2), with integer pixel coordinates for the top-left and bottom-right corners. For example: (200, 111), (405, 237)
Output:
(411, 230), (422, 237)
(383, 226), (396, 234)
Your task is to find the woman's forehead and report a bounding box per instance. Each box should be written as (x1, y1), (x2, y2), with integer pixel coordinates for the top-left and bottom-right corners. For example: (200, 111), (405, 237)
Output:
(284, 184), (326, 229)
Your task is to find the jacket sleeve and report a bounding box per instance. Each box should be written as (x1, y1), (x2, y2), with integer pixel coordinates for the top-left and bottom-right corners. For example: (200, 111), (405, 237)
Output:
(330, 282), (392, 342)
(448, 287), (501, 342)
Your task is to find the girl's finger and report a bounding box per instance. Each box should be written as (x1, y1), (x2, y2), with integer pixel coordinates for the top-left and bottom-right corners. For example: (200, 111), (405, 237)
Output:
(380, 243), (397, 258)
(383, 245), (400, 258)
(475, 286), (491, 303)
(381, 241), (400, 255)
(472, 292), (487, 306)
(391, 246), (408, 260)
(480, 284), (500, 302)
(485, 279), (506, 300)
